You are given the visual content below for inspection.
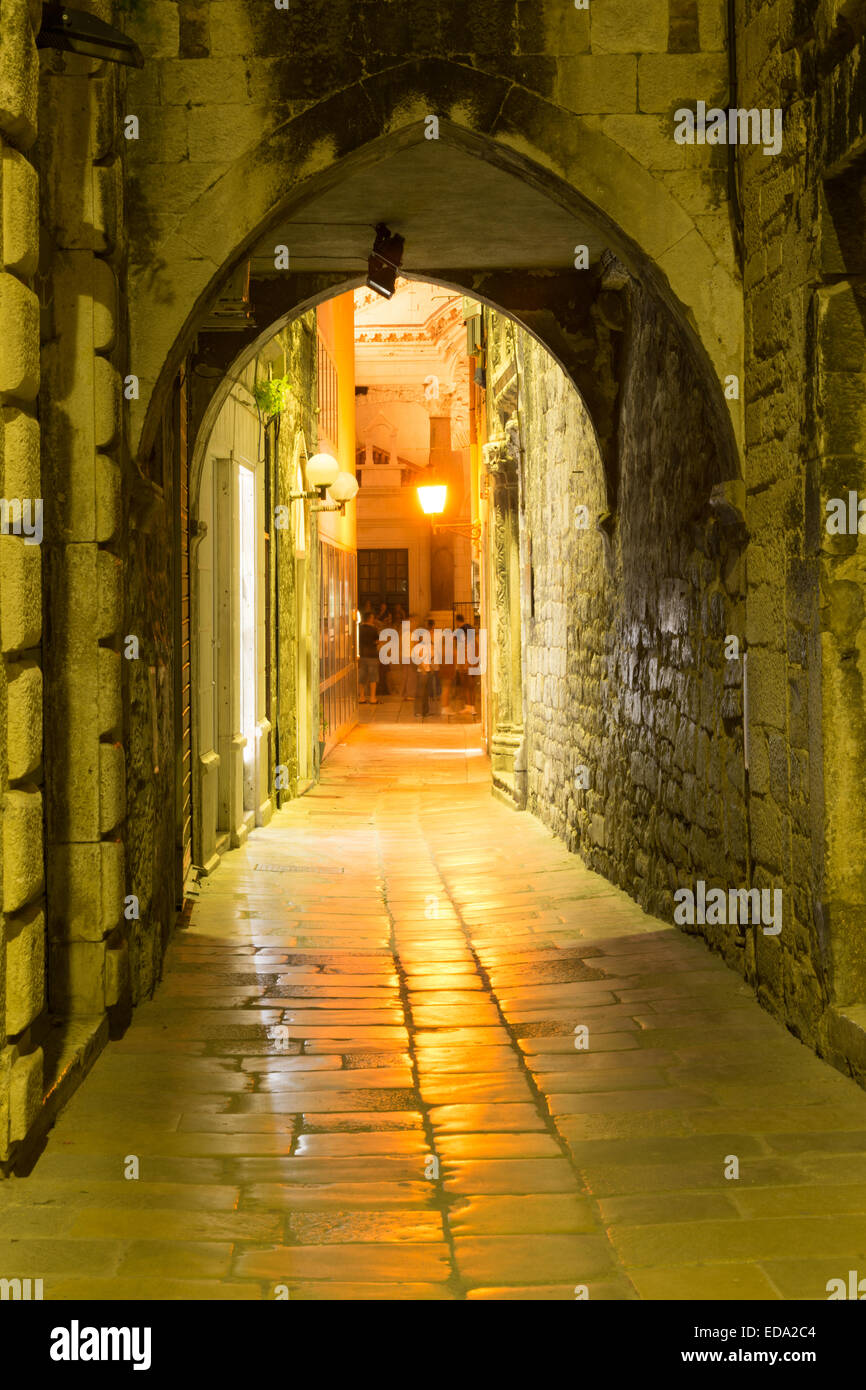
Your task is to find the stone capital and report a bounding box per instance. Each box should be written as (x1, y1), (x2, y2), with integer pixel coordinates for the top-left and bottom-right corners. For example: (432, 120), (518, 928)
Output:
(482, 435), (519, 489)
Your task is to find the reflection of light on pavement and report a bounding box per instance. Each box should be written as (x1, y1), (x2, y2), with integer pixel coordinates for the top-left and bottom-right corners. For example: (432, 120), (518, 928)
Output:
(386, 748), (484, 756)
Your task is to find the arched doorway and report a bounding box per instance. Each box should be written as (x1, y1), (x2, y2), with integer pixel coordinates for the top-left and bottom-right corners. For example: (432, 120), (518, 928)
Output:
(189, 360), (271, 874)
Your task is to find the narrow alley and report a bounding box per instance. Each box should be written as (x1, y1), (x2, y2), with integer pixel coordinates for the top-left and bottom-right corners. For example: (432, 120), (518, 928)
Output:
(3, 721), (865, 1302)
(4, 0), (866, 1333)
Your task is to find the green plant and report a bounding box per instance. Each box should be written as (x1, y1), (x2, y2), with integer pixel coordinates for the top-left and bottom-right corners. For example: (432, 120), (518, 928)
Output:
(253, 374), (292, 419)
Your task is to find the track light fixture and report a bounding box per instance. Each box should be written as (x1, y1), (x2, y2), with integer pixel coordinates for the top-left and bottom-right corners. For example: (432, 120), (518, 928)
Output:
(366, 223), (405, 299)
(37, 5), (145, 67)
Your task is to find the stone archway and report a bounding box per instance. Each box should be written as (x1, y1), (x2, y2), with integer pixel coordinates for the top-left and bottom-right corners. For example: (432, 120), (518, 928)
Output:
(127, 95), (742, 479)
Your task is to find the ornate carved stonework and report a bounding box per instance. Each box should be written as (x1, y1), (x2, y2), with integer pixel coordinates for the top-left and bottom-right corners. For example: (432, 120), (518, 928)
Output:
(482, 436), (519, 490)
(491, 495), (511, 724)
(483, 415), (526, 810)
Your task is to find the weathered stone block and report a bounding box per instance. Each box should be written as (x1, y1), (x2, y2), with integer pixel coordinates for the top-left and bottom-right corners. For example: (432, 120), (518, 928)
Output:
(91, 258), (118, 354)
(1, 405), (38, 497)
(5, 902), (44, 1035)
(127, 103), (189, 165)
(637, 54), (727, 112)
(767, 731), (789, 806)
(43, 545), (100, 842)
(590, 0), (668, 52)
(123, 0), (180, 60)
(537, 1), (591, 56)
(49, 940), (105, 1016)
(1, 144), (37, 276)
(89, 70), (118, 161)
(747, 647), (787, 731)
(162, 57), (250, 107)
(819, 372), (866, 455)
(0, 272), (38, 399)
(745, 583), (782, 647)
(91, 161), (122, 255)
(698, 0), (726, 50)
(105, 938), (129, 1008)
(590, 813), (607, 847)
(47, 840), (124, 941)
(40, 259), (96, 535)
(750, 794), (785, 875)
(97, 550), (123, 638)
(97, 646), (122, 737)
(101, 839), (125, 932)
(37, 76), (95, 248)
(5, 659), (41, 780)
(725, 802), (748, 865)
(9, 1046), (42, 1142)
(95, 454), (121, 542)
(2, 786), (43, 913)
(93, 355), (121, 451)
(99, 742), (126, 835)
(818, 282), (866, 374)
(555, 56), (637, 114)
(0, 0), (38, 149)
(748, 729), (770, 796)
(186, 103), (271, 163)
(0, 1047), (10, 1159)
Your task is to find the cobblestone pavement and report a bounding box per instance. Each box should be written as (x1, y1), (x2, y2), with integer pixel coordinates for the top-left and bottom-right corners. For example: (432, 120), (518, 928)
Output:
(3, 722), (866, 1301)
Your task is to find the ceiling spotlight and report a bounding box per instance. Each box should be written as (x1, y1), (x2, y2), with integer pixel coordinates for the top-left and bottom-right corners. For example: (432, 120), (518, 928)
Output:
(366, 223), (405, 300)
(37, 4), (145, 66)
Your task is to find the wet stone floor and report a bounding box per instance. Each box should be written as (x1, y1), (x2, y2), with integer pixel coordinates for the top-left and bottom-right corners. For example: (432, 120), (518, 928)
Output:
(3, 721), (866, 1300)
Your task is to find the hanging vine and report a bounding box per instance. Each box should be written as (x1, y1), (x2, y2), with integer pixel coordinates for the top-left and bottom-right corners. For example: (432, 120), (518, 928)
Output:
(252, 372), (293, 462)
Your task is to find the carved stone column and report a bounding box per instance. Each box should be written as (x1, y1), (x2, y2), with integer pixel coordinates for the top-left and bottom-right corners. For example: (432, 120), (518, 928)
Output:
(483, 432), (527, 809)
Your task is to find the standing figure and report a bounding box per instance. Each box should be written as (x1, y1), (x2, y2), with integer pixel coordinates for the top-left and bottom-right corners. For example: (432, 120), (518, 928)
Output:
(414, 618), (437, 718)
(358, 608), (381, 706)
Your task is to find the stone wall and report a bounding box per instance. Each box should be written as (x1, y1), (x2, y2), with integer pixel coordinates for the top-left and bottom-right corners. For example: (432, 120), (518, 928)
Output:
(508, 283), (751, 977)
(737, 0), (866, 1073)
(0, 0), (44, 1168)
(34, 2), (132, 1165)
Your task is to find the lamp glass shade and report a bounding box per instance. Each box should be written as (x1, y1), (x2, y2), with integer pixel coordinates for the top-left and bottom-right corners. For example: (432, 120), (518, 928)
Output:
(417, 483), (447, 516)
(328, 471), (359, 503)
(306, 453), (340, 488)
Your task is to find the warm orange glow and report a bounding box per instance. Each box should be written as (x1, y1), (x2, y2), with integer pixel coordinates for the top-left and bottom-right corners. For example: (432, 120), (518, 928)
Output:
(417, 483), (447, 515)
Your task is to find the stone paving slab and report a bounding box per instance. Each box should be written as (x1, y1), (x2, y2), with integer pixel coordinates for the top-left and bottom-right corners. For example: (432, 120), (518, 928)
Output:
(5, 720), (866, 1301)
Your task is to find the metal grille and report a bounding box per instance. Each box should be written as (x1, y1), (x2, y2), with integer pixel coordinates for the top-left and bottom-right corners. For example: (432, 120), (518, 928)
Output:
(317, 335), (339, 448)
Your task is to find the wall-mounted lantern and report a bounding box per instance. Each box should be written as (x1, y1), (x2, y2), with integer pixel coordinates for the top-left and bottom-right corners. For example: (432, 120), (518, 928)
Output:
(37, 4), (145, 66)
(290, 453), (358, 515)
(417, 477), (448, 516)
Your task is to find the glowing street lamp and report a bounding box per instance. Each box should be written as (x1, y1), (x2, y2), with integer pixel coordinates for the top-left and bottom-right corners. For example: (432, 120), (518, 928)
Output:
(306, 453), (340, 491)
(327, 472), (360, 504)
(417, 480), (447, 515)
